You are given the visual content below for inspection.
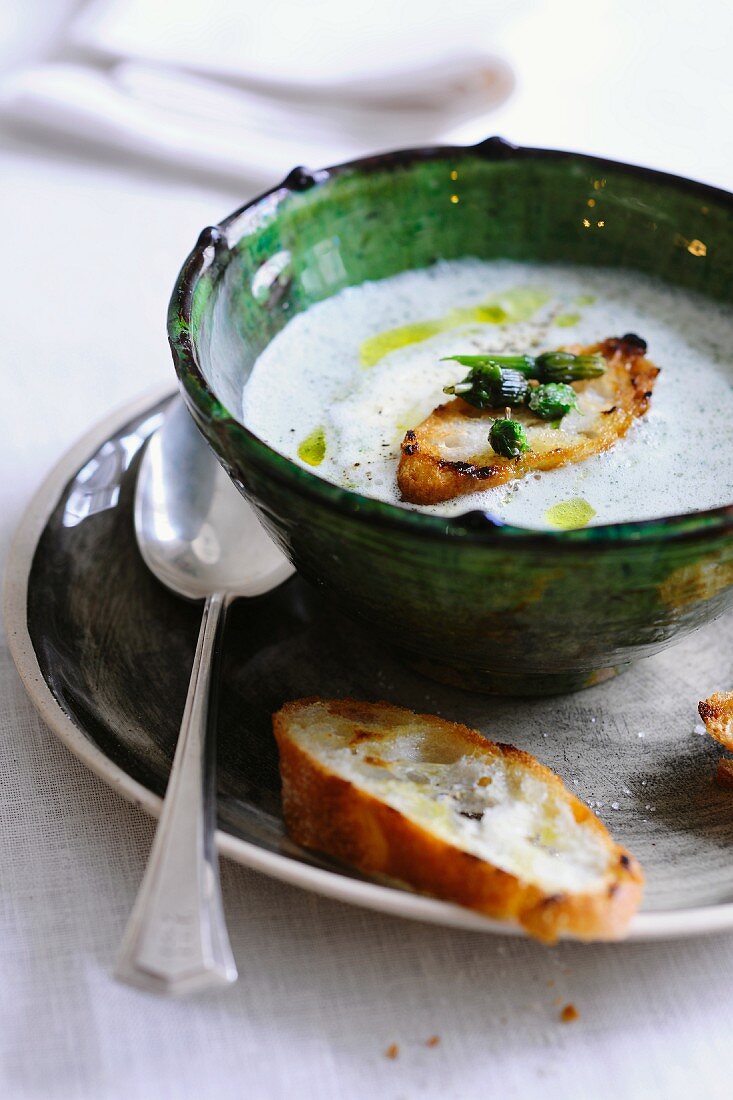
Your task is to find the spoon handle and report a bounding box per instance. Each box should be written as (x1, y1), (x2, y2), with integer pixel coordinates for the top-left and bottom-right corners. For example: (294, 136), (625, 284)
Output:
(115, 590), (237, 995)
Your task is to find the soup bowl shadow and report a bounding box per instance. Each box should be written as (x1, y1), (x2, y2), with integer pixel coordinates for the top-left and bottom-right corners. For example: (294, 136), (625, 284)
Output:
(168, 137), (733, 696)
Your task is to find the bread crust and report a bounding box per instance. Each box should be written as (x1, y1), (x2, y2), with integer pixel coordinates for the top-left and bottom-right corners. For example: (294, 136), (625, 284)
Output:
(398, 336), (659, 505)
(698, 692), (733, 751)
(273, 698), (643, 943)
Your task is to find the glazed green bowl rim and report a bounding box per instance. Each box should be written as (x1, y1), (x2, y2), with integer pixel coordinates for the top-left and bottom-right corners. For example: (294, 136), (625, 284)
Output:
(169, 136), (733, 548)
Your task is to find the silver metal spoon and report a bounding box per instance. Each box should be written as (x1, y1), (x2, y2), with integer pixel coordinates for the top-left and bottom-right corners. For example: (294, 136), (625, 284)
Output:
(115, 397), (294, 995)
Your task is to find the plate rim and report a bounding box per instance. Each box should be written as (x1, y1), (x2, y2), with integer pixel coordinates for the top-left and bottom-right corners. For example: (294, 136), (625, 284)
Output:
(6, 385), (733, 943)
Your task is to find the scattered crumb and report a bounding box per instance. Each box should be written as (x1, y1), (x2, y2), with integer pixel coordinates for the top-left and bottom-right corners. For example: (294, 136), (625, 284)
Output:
(478, 776), (492, 787)
(611, 802), (620, 810)
(637, 731), (646, 738)
(716, 759), (733, 789)
(385, 1043), (399, 1060)
(694, 723), (707, 735)
(560, 1004), (580, 1024)
(425, 1035), (441, 1048)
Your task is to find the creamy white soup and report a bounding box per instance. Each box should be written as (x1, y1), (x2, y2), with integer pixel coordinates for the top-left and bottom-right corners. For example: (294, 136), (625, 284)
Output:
(241, 260), (733, 529)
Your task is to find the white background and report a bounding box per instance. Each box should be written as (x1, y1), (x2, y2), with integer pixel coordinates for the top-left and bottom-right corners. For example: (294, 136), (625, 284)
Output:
(2, 2), (733, 1097)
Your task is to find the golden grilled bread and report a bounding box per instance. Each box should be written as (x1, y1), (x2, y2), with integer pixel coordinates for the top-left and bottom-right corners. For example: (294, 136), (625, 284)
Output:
(274, 698), (644, 943)
(398, 335), (659, 506)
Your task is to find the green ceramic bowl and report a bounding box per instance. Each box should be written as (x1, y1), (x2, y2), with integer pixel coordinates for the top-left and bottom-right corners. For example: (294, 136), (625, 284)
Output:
(169, 138), (733, 696)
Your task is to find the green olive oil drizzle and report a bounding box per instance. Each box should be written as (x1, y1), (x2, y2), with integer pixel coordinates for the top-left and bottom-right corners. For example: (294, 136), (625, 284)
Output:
(544, 498), (596, 530)
(555, 312), (581, 327)
(359, 286), (549, 367)
(297, 427), (326, 466)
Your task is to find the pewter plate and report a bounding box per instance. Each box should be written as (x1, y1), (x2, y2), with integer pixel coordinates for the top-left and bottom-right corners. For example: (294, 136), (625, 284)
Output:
(6, 389), (733, 940)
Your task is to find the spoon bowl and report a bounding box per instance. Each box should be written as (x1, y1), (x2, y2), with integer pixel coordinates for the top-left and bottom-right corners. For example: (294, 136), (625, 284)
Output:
(135, 398), (293, 600)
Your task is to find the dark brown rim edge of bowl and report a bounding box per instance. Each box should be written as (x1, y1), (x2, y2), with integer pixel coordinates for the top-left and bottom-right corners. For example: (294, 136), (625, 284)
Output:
(168, 136), (733, 549)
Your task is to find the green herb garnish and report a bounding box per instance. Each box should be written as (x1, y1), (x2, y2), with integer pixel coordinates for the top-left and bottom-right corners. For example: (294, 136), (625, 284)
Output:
(534, 351), (605, 383)
(489, 417), (530, 458)
(527, 382), (578, 420)
(441, 349), (605, 395)
(442, 353), (536, 377)
(441, 346), (606, 425)
(443, 360), (530, 409)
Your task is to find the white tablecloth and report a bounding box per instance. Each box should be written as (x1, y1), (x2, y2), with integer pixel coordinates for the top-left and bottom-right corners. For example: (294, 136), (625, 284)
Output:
(3, 3), (733, 1096)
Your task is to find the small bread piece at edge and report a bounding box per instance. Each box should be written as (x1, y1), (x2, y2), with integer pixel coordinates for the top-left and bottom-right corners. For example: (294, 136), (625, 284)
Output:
(698, 692), (733, 751)
(273, 698), (644, 943)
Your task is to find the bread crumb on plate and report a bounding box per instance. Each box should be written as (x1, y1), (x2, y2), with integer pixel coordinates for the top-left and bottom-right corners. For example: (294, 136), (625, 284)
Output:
(716, 758), (733, 790)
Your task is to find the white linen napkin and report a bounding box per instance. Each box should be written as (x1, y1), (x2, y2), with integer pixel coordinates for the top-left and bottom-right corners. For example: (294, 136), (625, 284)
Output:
(0, 0), (521, 187)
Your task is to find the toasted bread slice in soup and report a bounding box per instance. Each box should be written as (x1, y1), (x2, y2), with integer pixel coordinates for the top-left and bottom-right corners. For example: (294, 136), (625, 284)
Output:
(698, 692), (733, 751)
(398, 335), (659, 505)
(274, 699), (644, 942)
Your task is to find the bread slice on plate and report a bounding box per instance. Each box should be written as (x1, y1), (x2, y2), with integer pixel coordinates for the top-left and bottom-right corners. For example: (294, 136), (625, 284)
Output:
(273, 699), (643, 943)
(397, 335), (659, 505)
(698, 691), (733, 750)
